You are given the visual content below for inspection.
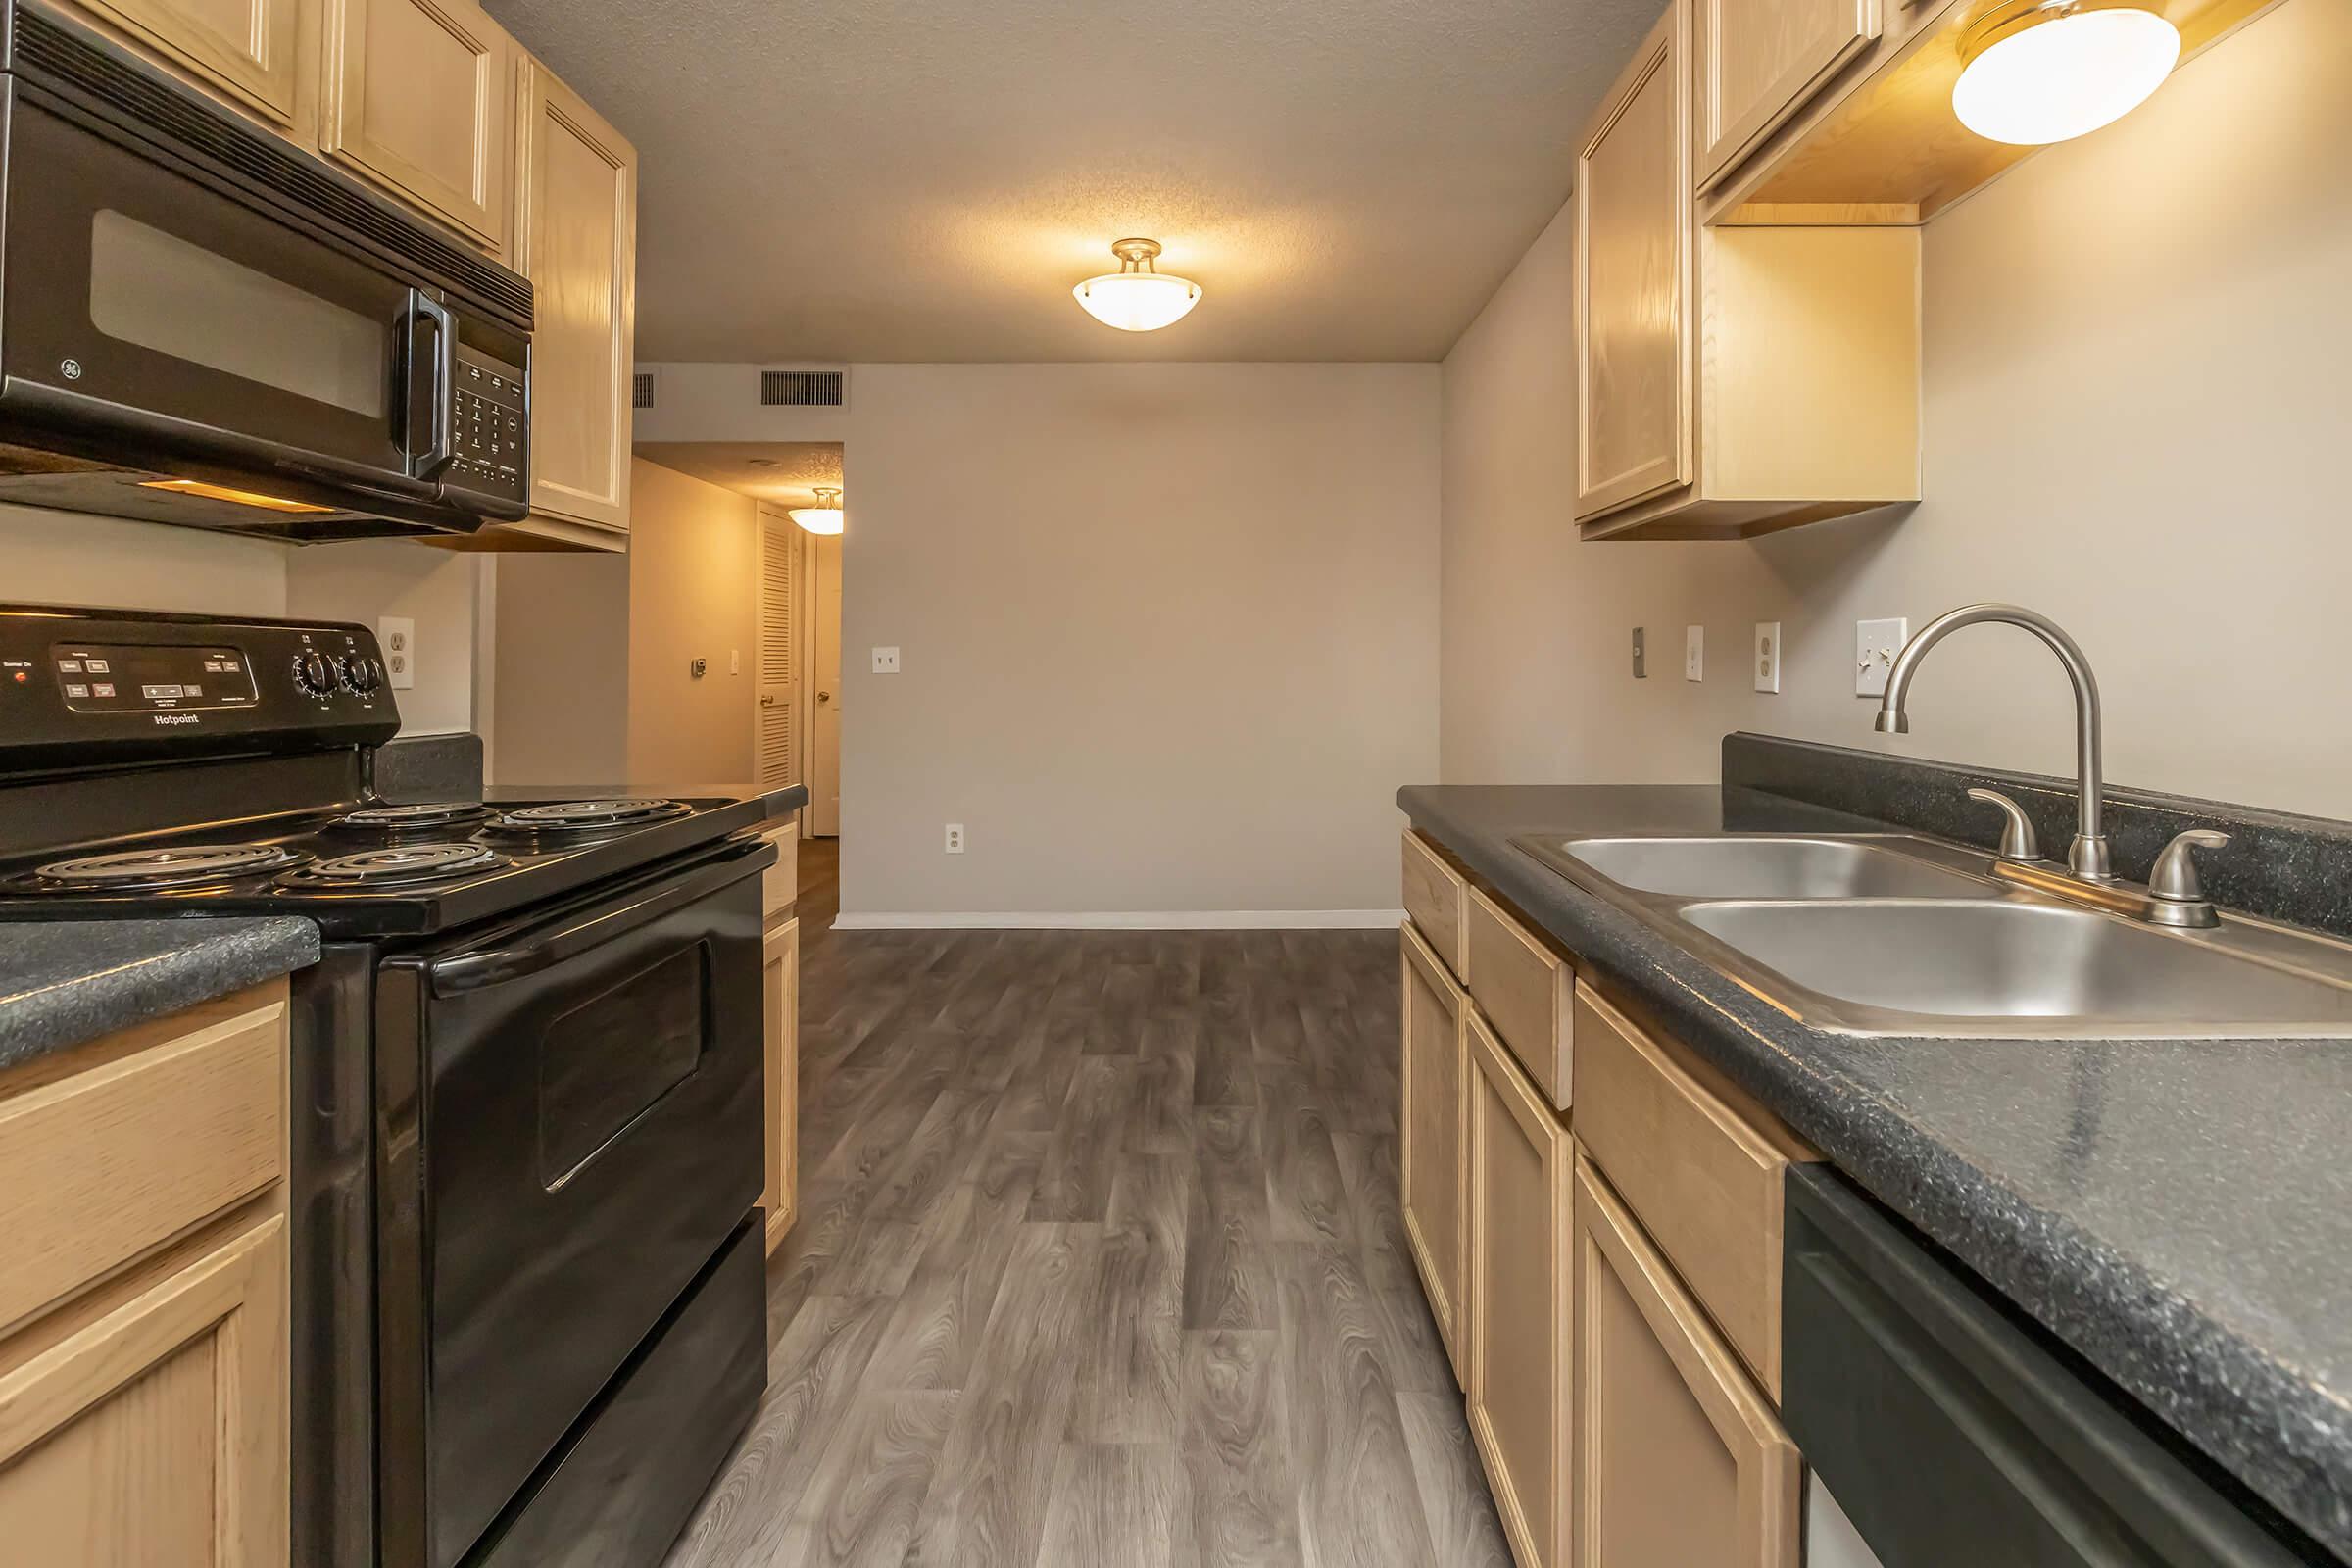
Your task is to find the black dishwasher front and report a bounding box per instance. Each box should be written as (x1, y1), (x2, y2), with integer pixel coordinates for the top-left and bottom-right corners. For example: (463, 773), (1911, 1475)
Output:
(1782, 1166), (2329, 1568)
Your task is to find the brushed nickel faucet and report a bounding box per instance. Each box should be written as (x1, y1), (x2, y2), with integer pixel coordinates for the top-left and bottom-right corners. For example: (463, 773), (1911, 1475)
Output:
(1875, 603), (2237, 928)
(1876, 603), (2114, 882)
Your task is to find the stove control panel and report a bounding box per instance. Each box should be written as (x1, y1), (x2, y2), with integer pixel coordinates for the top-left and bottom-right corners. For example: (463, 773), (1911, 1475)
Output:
(0, 606), (401, 771)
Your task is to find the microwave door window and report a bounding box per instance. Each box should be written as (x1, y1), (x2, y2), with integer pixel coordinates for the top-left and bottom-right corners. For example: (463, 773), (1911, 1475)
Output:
(89, 210), (387, 417)
(0, 97), (413, 476)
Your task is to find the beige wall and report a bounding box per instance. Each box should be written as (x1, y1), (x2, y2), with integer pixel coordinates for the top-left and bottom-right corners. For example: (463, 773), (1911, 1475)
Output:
(488, 458), (754, 785)
(638, 360), (1443, 917)
(1442, 0), (2352, 819)
(0, 505), (481, 737)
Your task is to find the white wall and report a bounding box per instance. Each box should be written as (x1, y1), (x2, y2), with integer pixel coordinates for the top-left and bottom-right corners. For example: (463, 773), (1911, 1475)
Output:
(639, 361), (1442, 919)
(1442, 0), (2352, 819)
(284, 543), (486, 735)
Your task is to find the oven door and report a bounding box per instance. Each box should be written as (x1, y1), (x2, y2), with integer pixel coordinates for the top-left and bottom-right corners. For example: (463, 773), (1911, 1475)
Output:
(373, 843), (766, 1568)
(0, 82), (435, 498)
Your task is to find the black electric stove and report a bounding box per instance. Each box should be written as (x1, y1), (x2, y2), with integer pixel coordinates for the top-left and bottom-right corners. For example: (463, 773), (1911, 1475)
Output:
(0, 605), (772, 1568)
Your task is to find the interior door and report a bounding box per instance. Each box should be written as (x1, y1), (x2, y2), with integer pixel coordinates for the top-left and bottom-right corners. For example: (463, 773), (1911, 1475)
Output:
(809, 532), (842, 837)
(754, 506), (801, 801)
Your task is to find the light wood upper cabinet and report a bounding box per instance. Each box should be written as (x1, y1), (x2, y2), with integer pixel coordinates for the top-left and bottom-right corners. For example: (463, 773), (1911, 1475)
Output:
(1400, 923), (1470, 1383)
(0, 1216), (289, 1567)
(513, 52), (638, 536)
(73, 0), (313, 127)
(320, 0), (513, 253)
(1465, 1010), (1573, 1568)
(1693, 0), (1880, 192)
(1572, 1155), (1800, 1568)
(1574, 0), (1691, 522)
(761, 914), (801, 1256)
(1575, 0), (1922, 542)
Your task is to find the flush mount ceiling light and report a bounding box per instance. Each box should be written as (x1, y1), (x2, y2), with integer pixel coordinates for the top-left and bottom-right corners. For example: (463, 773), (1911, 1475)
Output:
(1072, 238), (1201, 332)
(1952, 0), (2180, 146)
(790, 485), (844, 535)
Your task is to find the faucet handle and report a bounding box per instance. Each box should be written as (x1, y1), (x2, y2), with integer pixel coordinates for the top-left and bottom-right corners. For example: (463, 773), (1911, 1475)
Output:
(2150, 829), (2231, 904)
(1965, 788), (2042, 863)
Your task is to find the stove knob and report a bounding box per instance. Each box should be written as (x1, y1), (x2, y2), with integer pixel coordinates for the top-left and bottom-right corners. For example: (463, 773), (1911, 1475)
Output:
(342, 655), (383, 695)
(291, 651), (336, 697)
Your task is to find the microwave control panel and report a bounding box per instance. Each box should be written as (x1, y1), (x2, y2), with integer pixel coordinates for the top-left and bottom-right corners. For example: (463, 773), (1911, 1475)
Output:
(448, 342), (527, 505)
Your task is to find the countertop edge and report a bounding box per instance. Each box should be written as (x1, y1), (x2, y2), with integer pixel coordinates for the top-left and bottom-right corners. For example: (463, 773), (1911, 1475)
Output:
(0, 917), (321, 1071)
(1398, 783), (2352, 1560)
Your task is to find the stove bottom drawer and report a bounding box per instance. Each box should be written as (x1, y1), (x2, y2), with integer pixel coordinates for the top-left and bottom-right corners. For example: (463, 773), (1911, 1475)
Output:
(470, 1217), (765, 1568)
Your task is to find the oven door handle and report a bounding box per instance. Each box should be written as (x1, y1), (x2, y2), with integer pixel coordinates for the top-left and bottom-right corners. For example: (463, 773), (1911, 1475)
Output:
(426, 847), (766, 996)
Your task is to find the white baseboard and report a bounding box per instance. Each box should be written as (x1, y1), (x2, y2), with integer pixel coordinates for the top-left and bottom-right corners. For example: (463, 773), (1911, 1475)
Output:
(830, 908), (1407, 931)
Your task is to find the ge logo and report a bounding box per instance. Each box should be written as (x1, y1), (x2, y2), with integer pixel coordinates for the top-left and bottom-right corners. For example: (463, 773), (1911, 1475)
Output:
(60, 359), (83, 381)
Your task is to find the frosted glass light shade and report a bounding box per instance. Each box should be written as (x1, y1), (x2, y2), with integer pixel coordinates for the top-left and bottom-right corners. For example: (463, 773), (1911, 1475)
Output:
(1952, 6), (2180, 146)
(791, 486), (844, 535)
(1072, 270), (1202, 332)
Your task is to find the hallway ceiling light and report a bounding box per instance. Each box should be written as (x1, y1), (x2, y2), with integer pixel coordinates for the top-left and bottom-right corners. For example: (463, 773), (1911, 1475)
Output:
(1072, 238), (1201, 332)
(791, 486), (844, 535)
(1951, 1), (2180, 146)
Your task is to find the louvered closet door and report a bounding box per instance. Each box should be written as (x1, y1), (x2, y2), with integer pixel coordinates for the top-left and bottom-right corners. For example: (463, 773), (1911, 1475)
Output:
(756, 508), (801, 793)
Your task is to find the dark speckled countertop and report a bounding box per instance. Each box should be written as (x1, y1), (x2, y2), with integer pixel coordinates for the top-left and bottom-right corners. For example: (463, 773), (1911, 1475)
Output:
(0, 917), (319, 1070)
(1402, 782), (2352, 1561)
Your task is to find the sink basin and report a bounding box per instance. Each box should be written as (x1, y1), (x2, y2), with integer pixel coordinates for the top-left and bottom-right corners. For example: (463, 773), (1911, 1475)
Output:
(1540, 836), (1991, 900)
(1679, 899), (2352, 1034)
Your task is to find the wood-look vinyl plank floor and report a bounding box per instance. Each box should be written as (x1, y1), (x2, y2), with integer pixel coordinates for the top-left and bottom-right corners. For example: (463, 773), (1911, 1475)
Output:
(664, 925), (1509, 1568)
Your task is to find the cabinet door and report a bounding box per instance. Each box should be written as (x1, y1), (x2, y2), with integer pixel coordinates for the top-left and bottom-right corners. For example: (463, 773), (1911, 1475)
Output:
(1574, 0), (1692, 521)
(514, 54), (638, 533)
(761, 916), (801, 1255)
(1572, 1156), (1799, 1568)
(73, 0), (311, 125)
(1694, 0), (1879, 190)
(0, 1215), (288, 1566)
(1399, 923), (1469, 1382)
(321, 0), (511, 251)
(1465, 1010), (1572, 1568)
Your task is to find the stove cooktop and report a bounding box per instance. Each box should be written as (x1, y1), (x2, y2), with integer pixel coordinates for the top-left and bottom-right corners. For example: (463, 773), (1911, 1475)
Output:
(0, 796), (772, 940)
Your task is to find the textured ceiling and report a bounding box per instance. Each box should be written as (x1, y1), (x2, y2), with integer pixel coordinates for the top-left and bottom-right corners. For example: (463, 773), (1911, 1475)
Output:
(484, 0), (1657, 363)
(637, 441), (845, 505)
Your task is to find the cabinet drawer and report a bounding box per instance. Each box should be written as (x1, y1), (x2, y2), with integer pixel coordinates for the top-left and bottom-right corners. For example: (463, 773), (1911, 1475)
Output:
(1571, 980), (1811, 1397)
(0, 994), (285, 1337)
(1464, 885), (1573, 1111)
(1401, 830), (1469, 981)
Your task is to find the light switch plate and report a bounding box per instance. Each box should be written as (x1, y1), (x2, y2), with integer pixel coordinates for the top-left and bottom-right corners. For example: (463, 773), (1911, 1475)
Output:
(376, 617), (416, 690)
(1856, 618), (1908, 698)
(1684, 625), (1704, 683)
(1754, 622), (1782, 694)
(872, 646), (901, 674)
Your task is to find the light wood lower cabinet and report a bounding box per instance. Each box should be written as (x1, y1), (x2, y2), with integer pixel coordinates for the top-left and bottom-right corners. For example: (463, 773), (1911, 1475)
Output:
(762, 914), (801, 1255)
(1572, 1154), (1800, 1568)
(1465, 1009), (1573, 1568)
(1400, 922), (1470, 1381)
(0, 1216), (289, 1567)
(0, 982), (290, 1568)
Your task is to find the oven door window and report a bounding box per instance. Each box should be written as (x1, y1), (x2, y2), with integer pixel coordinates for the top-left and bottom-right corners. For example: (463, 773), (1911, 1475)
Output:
(1, 97), (414, 475)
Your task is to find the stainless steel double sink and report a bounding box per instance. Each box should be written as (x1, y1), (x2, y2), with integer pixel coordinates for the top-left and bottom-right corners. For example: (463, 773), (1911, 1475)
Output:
(1512, 833), (2352, 1038)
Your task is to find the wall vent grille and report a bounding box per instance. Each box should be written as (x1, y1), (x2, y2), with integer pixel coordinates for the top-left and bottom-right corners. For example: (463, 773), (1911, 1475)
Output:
(760, 369), (847, 408)
(632, 370), (657, 410)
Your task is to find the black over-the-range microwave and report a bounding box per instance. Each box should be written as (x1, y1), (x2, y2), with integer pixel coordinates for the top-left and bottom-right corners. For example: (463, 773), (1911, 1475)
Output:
(0, 0), (532, 540)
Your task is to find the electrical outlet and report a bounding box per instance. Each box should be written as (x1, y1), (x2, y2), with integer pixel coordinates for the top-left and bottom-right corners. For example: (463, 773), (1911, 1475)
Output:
(1631, 627), (1646, 679)
(376, 617), (416, 690)
(944, 823), (965, 854)
(1856, 618), (1909, 698)
(1753, 622), (1782, 694)
(1684, 625), (1704, 682)
(872, 646), (902, 674)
